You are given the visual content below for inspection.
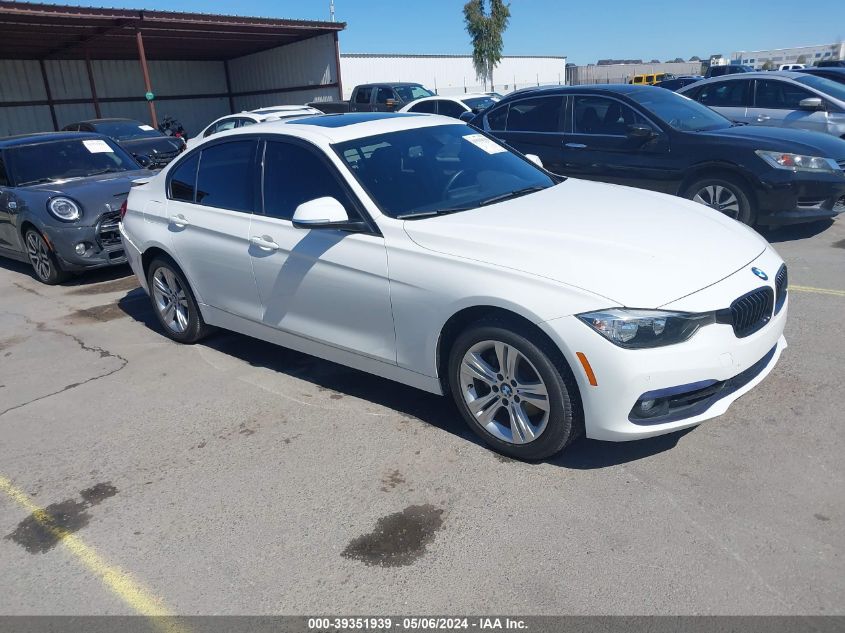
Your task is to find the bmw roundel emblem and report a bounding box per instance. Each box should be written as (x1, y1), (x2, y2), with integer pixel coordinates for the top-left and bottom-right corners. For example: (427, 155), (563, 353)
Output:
(751, 267), (768, 281)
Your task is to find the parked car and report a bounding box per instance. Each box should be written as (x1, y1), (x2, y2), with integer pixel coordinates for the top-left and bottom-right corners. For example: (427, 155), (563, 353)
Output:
(400, 93), (499, 118)
(654, 75), (703, 91)
(309, 83), (434, 114)
(705, 64), (754, 78)
(779, 64), (806, 71)
(630, 73), (675, 85)
(192, 106), (322, 147)
(816, 60), (845, 68)
(469, 84), (845, 226)
(122, 112), (789, 460)
(679, 71), (845, 139)
(62, 118), (184, 169)
(0, 132), (151, 284)
(795, 67), (845, 85)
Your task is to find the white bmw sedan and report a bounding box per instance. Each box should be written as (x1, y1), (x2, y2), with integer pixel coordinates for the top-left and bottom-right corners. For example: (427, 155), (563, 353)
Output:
(120, 112), (788, 460)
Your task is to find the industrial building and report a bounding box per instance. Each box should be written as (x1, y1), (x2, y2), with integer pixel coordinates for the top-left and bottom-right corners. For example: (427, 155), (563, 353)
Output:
(0, 1), (345, 136)
(732, 42), (845, 69)
(340, 53), (567, 97)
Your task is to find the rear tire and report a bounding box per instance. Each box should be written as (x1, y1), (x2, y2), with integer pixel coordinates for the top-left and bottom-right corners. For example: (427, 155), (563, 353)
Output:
(684, 175), (755, 225)
(448, 318), (582, 461)
(24, 229), (68, 285)
(146, 256), (212, 344)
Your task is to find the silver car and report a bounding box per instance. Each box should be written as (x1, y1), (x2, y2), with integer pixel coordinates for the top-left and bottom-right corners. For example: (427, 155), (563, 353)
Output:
(679, 71), (845, 139)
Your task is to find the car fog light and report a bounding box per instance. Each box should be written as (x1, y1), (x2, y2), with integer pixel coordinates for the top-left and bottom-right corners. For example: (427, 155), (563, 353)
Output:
(75, 242), (87, 255)
(639, 399), (656, 412)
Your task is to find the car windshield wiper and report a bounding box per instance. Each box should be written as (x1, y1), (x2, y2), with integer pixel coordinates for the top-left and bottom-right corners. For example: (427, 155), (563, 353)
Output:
(478, 185), (547, 207)
(86, 167), (124, 177)
(396, 205), (477, 220)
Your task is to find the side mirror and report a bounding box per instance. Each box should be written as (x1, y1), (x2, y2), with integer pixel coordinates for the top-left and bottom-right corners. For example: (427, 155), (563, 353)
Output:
(626, 124), (656, 140)
(385, 98), (397, 111)
(291, 197), (366, 232)
(134, 154), (152, 168)
(525, 154), (544, 168)
(799, 97), (824, 111)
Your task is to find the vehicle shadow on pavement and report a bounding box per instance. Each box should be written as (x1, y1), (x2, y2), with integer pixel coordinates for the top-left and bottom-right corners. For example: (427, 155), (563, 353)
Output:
(118, 289), (691, 469)
(762, 219), (834, 244)
(0, 257), (133, 286)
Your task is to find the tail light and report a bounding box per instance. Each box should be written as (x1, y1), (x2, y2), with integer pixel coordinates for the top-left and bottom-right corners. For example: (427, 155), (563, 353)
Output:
(119, 199), (128, 220)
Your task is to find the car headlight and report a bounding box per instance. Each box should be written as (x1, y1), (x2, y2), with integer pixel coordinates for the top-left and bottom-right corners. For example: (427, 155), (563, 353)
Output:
(47, 196), (82, 222)
(577, 309), (715, 349)
(755, 150), (839, 173)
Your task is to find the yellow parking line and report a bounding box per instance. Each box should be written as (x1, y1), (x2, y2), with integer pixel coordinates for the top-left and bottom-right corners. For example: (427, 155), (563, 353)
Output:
(0, 476), (186, 633)
(790, 285), (845, 297)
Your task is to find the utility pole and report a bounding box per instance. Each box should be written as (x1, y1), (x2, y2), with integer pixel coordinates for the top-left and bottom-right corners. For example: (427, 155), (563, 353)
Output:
(330, 0), (335, 22)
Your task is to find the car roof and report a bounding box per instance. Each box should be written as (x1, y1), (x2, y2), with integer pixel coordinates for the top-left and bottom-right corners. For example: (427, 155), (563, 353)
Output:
(497, 84), (658, 99)
(76, 118), (141, 125)
(0, 131), (104, 148)
(412, 93), (493, 103)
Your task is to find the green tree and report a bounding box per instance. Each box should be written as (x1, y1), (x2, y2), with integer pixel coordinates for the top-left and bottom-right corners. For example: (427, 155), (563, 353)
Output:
(761, 60), (775, 71)
(797, 54), (808, 64)
(463, 0), (511, 91)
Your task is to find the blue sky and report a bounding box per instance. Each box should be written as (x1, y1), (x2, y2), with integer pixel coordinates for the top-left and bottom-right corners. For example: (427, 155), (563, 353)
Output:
(59, 0), (845, 64)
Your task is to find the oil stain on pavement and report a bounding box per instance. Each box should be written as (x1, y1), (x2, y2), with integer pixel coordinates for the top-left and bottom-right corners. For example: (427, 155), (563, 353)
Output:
(342, 504), (444, 567)
(5, 482), (118, 554)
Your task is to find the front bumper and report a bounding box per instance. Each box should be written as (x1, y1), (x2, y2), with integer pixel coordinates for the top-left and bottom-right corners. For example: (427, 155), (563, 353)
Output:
(44, 213), (127, 271)
(755, 168), (845, 225)
(539, 248), (787, 441)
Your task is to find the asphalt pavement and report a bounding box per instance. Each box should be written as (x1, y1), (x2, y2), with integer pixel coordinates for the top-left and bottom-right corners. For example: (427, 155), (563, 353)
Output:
(0, 218), (843, 616)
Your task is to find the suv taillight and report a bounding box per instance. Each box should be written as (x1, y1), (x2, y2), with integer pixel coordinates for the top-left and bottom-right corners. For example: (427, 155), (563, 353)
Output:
(119, 199), (128, 220)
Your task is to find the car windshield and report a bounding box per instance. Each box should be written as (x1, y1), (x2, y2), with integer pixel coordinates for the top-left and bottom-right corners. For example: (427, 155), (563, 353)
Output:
(334, 124), (557, 219)
(463, 96), (498, 112)
(8, 139), (138, 186)
(794, 74), (845, 101)
(394, 85), (435, 102)
(93, 120), (163, 141)
(628, 88), (732, 131)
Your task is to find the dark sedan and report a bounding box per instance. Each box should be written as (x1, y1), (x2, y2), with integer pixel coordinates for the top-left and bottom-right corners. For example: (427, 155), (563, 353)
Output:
(469, 84), (845, 226)
(0, 132), (152, 284)
(63, 118), (185, 169)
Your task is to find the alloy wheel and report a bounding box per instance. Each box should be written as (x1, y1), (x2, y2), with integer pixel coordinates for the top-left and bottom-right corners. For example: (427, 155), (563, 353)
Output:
(692, 184), (740, 219)
(152, 267), (190, 333)
(26, 232), (53, 282)
(459, 340), (550, 445)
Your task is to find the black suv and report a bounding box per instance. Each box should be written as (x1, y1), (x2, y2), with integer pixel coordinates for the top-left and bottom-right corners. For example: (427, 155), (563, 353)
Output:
(468, 84), (845, 226)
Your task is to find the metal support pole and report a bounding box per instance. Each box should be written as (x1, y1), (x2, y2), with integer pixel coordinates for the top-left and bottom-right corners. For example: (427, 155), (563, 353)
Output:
(135, 29), (157, 126)
(84, 48), (102, 119)
(333, 31), (343, 100)
(38, 59), (58, 131)
(224, 60), (235, 114)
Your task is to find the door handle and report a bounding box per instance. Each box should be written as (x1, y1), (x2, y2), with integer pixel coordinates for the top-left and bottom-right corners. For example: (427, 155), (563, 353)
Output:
(250, 235), (280, 251)
(169, 214), (189, 227)
(564, 142), (587, 149)
(756, 115), (771, 122)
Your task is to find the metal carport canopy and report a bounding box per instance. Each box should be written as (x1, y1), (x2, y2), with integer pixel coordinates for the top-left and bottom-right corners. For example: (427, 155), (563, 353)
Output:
(0, 1), (344, 60)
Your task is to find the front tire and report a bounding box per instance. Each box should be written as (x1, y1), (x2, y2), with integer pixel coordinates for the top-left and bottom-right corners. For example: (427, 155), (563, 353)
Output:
(147, 257), (211, 344)
(448, 319), (581, 460)
(684, 175), (755, 225)
(24, 229), (68, 285)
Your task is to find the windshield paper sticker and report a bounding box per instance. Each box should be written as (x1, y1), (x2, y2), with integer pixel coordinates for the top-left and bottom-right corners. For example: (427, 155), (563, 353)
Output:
(464, 133), (506, 154)
(138, 125), (155, 131)
(82, 139), (114, 153)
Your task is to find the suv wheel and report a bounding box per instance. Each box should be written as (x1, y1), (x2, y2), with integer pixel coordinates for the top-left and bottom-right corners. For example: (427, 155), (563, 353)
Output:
(448, 318), (582, 460)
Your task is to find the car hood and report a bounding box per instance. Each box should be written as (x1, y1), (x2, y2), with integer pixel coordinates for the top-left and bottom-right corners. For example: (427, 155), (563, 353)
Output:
(402, 178), (769, 309)
(700, 124), (845, 157)
(119, 136), (183, 155)
(23, 169), (153, 225)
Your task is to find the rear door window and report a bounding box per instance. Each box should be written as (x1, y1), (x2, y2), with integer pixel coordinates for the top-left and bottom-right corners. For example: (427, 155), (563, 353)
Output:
(194, 140), (257, 212)
(409, 100), (437, 113)
(438, 100), (467, 118)
(505, 96), (564, 132)
(355, 87), (373, 104)
(697, 80), (751, 107)
(168, 153), (199, 202)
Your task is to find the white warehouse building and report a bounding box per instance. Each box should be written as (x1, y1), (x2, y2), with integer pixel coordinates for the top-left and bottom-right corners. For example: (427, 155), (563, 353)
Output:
(732, 42), (845, 69)
(339, 53), (567, 98)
